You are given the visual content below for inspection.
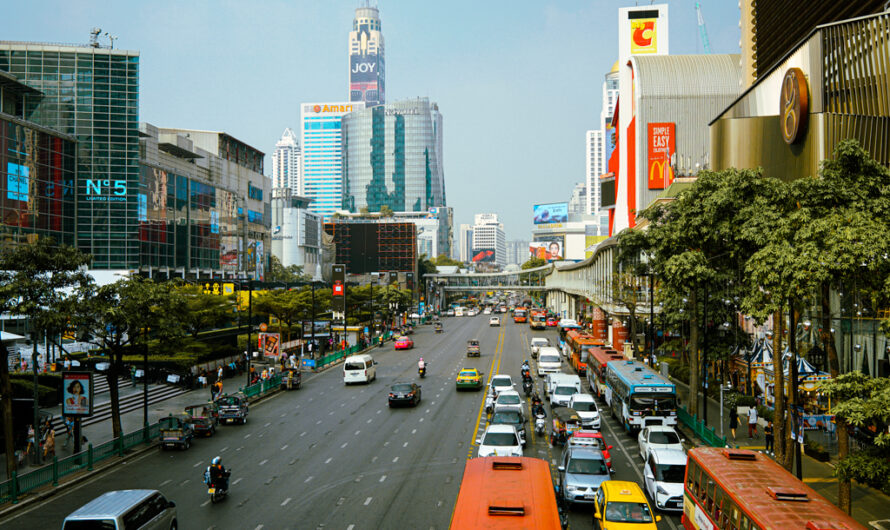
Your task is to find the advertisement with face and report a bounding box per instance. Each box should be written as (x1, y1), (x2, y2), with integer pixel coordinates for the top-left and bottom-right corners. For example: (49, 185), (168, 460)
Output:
(63, 372), (93, 416)
(530, 236), (564, 261)
(532, 203), (569, 225)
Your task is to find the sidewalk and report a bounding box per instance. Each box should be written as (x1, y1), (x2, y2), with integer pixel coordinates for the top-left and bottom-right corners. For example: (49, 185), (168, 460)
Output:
(672, 377), (890, 526)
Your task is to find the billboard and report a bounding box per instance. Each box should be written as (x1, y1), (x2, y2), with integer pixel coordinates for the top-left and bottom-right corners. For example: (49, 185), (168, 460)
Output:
(647, 122), (675, 189)
(533, 203), (569, 225)
(62, 371), (93, 416)
(630, 17), (658, 54)
(530, 236), (564, 261)
(471, 248), (496, 263)
(619, 5), (669, 62)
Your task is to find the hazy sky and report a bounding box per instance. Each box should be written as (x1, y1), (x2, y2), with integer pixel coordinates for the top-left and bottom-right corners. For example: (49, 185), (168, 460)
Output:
(3, 0), (741, 240)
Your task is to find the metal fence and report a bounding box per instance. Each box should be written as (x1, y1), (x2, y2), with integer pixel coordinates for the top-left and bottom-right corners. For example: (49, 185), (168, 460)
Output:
(0, 422), (161, 505)
(314, 332), (394, 371)
(678, 406), (728, 448)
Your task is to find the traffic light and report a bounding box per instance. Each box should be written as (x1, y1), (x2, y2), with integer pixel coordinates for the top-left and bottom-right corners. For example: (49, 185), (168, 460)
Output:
(332, 264), (345, 312)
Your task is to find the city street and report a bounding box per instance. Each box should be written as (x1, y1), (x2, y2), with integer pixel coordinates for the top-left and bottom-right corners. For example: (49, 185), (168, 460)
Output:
(1, 316), (681, 529)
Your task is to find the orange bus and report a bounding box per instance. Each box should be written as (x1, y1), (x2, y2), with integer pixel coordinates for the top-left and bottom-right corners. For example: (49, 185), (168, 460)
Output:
(586, 346), (625, 399)
(529, 309), (547, 329)
(450, 457), (565, 529)
(513, 306), (528, 323)
(565, 330), (604, 377)
(683, 448), (864, 530)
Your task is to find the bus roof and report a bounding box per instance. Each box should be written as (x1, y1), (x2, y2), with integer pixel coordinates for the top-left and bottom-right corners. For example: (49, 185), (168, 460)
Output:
(607, 359), (674, 391)
(450, 457), (562, 529)
(588, 346), (625, 367)
(566, 330), (605, 346)
(688, 448), (864, 529)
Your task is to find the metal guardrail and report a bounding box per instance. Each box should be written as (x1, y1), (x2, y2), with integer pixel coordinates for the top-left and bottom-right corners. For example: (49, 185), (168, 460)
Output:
(0, 422), (161, 505)
(678, 406), (728, 448)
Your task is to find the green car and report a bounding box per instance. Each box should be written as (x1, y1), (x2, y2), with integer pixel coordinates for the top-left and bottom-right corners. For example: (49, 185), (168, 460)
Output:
(456, 368), (484, 390)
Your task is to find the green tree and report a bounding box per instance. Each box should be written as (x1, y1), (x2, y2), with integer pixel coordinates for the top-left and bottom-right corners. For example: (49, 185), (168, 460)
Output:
(267, 255), (309, 284)
(610, 271), (646, 356)
(432, 254), (462, 267)
(521, 257), (546, 269)
(0, 238), (92, 474)
(379, 205), (394, 217)
(174, 284), (235, 338)
(74, 278), (183, 440)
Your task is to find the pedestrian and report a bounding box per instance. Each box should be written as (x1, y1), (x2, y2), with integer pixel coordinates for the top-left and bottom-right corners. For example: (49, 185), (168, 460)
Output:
(748, 406), (758, 438)
(217, 365), (224, 382)
(63, 416), (74, 448)
(24, 424), (35, 458)
(43, 428), (55, 458)
(764, 420), (774, 455)
(729, 407), (739, 440)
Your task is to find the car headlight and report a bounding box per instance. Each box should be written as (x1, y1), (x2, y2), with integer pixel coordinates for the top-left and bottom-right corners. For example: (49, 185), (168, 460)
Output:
(657, 485), (668, 496)
(566, 485), (579, 493)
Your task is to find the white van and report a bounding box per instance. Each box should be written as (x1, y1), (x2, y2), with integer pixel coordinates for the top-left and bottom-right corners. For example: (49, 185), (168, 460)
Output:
(545, 373), (581, 400)
(537, 347), (562, 376)
(62, 489), (177, 530)
(343, 354), (377, 384)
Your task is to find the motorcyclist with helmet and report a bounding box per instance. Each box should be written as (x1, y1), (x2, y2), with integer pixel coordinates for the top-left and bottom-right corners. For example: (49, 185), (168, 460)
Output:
(206, 456), (230, 492)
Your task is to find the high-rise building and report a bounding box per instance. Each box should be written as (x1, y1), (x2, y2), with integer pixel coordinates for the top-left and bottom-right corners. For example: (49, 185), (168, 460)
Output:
(471, 213), (506, 268)
(458, 224), (473, 263)
(585, 130), (603, 216)
(300, 101), (365, 220)
(349, 4), (385, 107)
(271, 128), (301, 192)
(270, 188), (322, 272)
(568, 182), (587, 215)
(342, 98), (446, 214)
(0, 40), (140, 269)
(505, 240), (530, 266)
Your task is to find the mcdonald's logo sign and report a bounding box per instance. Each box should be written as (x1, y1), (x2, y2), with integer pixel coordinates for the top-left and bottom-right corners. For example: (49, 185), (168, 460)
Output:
(647, 122), (675, 190)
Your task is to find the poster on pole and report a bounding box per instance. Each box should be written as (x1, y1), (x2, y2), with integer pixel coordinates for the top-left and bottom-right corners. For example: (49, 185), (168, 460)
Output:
(259, 333), (281, 359)
(62, 371), (93, 417)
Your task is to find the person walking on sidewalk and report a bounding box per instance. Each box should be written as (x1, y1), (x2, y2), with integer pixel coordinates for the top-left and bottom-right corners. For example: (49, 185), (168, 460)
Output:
(729, 407), (739, 440)
(43, 427), (55, 458)
(748, 406), (758, 438)
(764, 420), (774, 455)
(63, 416), (74, 448)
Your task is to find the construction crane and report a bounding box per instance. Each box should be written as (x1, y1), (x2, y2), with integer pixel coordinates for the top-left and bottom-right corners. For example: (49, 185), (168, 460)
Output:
(695, 2), (712, 54)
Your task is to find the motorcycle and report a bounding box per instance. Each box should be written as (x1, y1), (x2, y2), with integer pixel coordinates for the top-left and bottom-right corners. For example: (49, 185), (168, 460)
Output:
(203, 467), (232, 504)
(522, 379), (533, 397)
(484, 390), (495, 413)
(418, 365), (427, 378)
(533, 404), (547, 435)
(521, 367), (531, 381)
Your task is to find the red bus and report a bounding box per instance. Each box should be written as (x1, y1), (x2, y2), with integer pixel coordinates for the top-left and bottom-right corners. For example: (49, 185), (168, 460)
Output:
(529, 309), (547, 329)
(450, 457), (564, 529)
(586, 346), (625, 399)
(513, 306), (528, 323)
(683, 448), (864, 530)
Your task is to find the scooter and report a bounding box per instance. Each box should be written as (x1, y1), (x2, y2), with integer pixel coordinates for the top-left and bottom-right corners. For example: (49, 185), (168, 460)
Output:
(533, 405), (547, 435)
(522, 379), (533, 397)
(204, 467), (232, 504)
(418, 365), (426, 378)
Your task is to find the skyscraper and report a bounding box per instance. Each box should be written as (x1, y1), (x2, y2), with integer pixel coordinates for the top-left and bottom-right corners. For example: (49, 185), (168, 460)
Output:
(349, 4), (385, 107)
(300, 101), (365, 220)
(342, 98), (445, 214)
(271, 128), (301, 192)
(584, 130), (603, 215)
(471, 213), (506, 268)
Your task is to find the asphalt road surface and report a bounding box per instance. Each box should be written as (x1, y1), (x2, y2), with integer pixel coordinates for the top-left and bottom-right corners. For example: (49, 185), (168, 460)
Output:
(2, 315), (682, 529)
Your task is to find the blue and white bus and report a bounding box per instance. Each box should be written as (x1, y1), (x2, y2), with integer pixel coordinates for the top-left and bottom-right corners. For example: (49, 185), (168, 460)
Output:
(605, 359), (677, 433)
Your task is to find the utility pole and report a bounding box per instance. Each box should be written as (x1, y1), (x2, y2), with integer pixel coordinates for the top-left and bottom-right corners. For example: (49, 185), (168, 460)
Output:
(702, 283), (709, 426)
(246, 279), (253, 387)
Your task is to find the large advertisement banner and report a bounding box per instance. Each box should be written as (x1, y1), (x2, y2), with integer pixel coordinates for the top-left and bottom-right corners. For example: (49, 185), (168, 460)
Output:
(259, 332), (281, 359)
(631, 18), (658, 54)
(350, 55), (380, 104)
(62, 371), (93, 416)
(530, 236), (564, 261)
(533, 203), (569, 225)
(471, 248), (496, 263)
(647, 122), (675, 190)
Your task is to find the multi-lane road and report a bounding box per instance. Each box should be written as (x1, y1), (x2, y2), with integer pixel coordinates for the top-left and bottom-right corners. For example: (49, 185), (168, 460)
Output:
(2, 315), (683, 529)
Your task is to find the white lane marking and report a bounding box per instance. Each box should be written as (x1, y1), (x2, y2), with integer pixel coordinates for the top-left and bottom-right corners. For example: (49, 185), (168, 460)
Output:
(259, 459), (268, 466)
(403, 442), (409, 448)
(411, 429), (417, 434)
(255, 526), (264, 530)
(377, 409), (382, 414)
(367, 418), (373, 423)
(305, 476), (314, 483)
(160, 479), (171, 487)
(264, 422), (271, 427)
(347, 525), (355, 530)
(220, 446), (228, 452)
(384, 441), (390, 447)
(392, 456), (399, 463)
(300, 431), (307, 437)
(364, 497), (373, 506)
(431, 401), (436, 405)
(180, 479), (190, 486)
(436, 394), (440, 398)
(280, 413), (287, 417)
(233, 478), (243, 485)
(355, 430), (361, 436)
(281, 444), (288, 450)
(193, 461), (203, 468)
(372, 456), (378, 463)
(341, 442), (348, 448)
(244, 433), (251, 439)
(419, 418), (424, 422)
(325, 457), (333, 464)
(316, 420), (322, 425)
(281, 497), (291, 506)
(425, 409), (430, 413)
(379, 475), (387, 482)
(201, 499), (210, 507)
(329, 411), (335, 415)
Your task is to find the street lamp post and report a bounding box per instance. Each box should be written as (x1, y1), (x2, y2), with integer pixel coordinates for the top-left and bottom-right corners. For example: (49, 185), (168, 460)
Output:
(720, 382), (732, 440)
(246, 279), (253, 387)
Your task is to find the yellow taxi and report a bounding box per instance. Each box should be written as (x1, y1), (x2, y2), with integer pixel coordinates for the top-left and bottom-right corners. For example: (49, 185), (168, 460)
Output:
(592, 481), (660, 529)
(455, 368), (484, 391)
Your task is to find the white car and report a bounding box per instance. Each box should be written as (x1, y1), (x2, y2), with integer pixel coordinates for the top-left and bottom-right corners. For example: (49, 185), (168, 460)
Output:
(530, 337), (550, 356)
(483, 308), (491, 315)
(489, 316), (500, 326)
(488, 374), (515, 396)
(568, 393), (600, 429)
(643, 448), (687, 512)
(550, 384), (579, 408)
(638, 425), (684, 461)
(537, 348), (561, 376)
(476, 424), (523, 457)
(467, 309), (477, 317)
(493, 390), (522, 411)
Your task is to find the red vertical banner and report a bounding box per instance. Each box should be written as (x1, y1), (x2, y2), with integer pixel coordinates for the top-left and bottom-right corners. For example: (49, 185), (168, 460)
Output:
(647, 122), (675, 190)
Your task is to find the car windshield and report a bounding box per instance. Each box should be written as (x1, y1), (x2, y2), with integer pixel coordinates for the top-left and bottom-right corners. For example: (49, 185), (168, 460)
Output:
(497, 394), (521, 405)
(649, 431), (680, 445)
(483, 431), (518, 446)
(63, 520), (116, 530)
(555, 386), (576, 395)
(492, 411), (522, 425)
(392, 384), (413, 392)
(656, 463), (686, 483)
(605, 501), (653, 523)
(491, 377), (511, 388)
(567, 456), (608, 475)
(345, 362), (365, 370)
(540, 355), (560, 363)
(572, 401), (597, 412)
(532, 339), (549, 346)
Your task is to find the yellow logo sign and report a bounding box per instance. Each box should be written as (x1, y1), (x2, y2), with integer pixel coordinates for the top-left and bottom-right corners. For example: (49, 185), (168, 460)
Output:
(630, 19), (657, 54)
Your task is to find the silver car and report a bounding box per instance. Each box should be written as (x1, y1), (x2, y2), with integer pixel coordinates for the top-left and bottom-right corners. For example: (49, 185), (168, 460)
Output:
(558, 446), (611, 505)
(63, 489), (177, 530)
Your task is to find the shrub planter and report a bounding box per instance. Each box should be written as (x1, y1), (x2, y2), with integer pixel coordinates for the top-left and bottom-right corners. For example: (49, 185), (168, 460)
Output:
(804, 444), (830, 462)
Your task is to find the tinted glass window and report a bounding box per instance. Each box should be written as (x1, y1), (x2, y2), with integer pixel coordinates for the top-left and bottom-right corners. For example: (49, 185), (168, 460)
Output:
(492, 411), (522, 424)
(566, 456), (608, 475)
(483, 432), (518, 446)
(63, 521), (116, 530)
(497, 394), (521, 405)
(345, 362), (365, 370)
(555, 386), (575, 395)
(649, 431), (680, 444)
(572, 401), (596, 411)
(656, 464), (686, 483)
(540, 355), (560, 363)
(604, 501), (653, 523)
(491, 377), (511, 387)
(392, 384), (413, 392)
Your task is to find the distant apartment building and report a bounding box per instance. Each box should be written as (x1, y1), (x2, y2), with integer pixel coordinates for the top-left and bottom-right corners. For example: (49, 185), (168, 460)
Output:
(270, 188), (322, 272)
(471, 213), (506, 268)
(505, 240), (530, 266)
(271, 128), (301, 192)
(458, 224), (473, 263)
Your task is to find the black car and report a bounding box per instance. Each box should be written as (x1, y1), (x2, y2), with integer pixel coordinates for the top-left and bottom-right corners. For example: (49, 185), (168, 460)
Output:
(388, 382), (421, 407)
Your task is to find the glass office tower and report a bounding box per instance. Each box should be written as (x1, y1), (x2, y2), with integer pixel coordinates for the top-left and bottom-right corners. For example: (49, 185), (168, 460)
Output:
(341, 98), (445, 213)
(0, 42), (140, 269)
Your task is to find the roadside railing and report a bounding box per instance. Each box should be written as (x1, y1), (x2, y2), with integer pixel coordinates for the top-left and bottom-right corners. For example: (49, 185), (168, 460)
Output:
(240, 373), (283, 399)
(313, 331), (395, 371)
(678, 406), (729, 448)
(0, 421), (161, 505)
